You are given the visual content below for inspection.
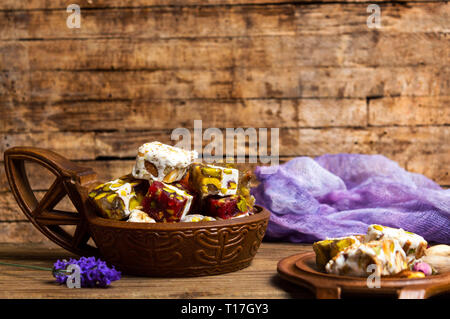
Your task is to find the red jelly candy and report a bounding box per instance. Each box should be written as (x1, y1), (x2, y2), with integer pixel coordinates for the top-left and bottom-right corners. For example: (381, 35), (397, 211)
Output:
(206, 195), (248, 219)
(142, 181), (193, 222)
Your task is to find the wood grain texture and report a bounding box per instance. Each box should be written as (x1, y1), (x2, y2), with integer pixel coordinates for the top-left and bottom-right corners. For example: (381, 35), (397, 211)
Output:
(369, 96), (450, 126)
(1, 98), (369, 133)
(0, 0), (439, 11)
(0, 223), (50, 243)
(3, 127), (448, 159)
(1, 66), (446, 105)
(1, 3), (447, 40)
(233, 66), (447, 99)
(1, 33), (447, 72)
(1, 126), (449, 190)
(0, 242), (314, 298)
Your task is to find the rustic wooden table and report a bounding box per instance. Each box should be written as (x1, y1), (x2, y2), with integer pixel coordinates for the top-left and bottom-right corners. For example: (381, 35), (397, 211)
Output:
(0, 242), (314, 299)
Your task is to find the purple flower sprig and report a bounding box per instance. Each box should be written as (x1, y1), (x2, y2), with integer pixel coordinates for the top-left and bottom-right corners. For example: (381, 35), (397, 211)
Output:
(53, 256), (121, 288)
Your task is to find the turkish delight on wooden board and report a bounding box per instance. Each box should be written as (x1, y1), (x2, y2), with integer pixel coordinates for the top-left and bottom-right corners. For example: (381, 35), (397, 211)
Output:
(365, 224), (428, 264)
(325, 239), (408, 277)
(313, 235), (365, 271)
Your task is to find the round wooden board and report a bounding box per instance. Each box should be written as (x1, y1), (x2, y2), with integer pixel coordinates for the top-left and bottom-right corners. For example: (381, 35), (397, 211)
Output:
(277, 252), (450, 299)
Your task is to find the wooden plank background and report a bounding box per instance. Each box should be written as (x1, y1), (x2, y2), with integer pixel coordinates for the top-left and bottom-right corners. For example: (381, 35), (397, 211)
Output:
(0, 0), (448, 244)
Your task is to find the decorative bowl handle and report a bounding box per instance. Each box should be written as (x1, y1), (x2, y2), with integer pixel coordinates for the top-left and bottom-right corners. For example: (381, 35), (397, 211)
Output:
(4, 147), (99, 256)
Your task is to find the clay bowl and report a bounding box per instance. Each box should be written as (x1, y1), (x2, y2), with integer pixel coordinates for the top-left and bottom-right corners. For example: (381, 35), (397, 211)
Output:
(4, 147), (270, 277)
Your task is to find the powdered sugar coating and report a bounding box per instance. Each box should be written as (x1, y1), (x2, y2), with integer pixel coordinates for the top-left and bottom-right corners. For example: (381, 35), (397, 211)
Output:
(127, 209), (156, 223)
(325, 239), (407, 277)
(132, 142), (198, 182)
(181, 214), (216, 222)
(365, 224), (427, 263)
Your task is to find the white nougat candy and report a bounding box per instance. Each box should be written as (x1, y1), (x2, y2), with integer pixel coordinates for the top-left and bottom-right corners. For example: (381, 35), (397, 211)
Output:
(325, 239), (408, 277)
(127, 209), (156, 223)
(365, 224), (428, 263)
(181, 214), (216, 222)
(132, 141), (198, 183)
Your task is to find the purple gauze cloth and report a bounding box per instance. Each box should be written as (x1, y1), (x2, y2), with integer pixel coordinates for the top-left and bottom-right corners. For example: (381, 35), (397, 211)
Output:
(252, 154), (450, 244)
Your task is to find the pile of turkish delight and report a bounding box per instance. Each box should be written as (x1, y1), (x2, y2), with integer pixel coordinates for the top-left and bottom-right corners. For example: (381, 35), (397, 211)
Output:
(313, 224), (433, 278)
(88, 142), (255, 223)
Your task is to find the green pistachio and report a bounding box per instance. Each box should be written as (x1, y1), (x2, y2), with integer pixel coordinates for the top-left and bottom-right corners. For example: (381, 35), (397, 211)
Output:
(201, 166), (222, 178)
(237, 197), (248, 212)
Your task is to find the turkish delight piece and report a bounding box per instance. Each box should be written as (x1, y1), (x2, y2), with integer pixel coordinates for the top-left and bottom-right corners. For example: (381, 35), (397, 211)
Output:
(88, 177), (147, 220)
(180, 214), (216, 222)
(205, 195), (250, 220)
(313, 235), (365, 271)
(365, 224), (428, 264)
(325, 239), (408, 277)
(142, 180), (193, 222)
(236, 169), (256, 211)
(188, 163), (239, 197)
(127, 209), (156, 223)
(132, 141), (198, 183)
